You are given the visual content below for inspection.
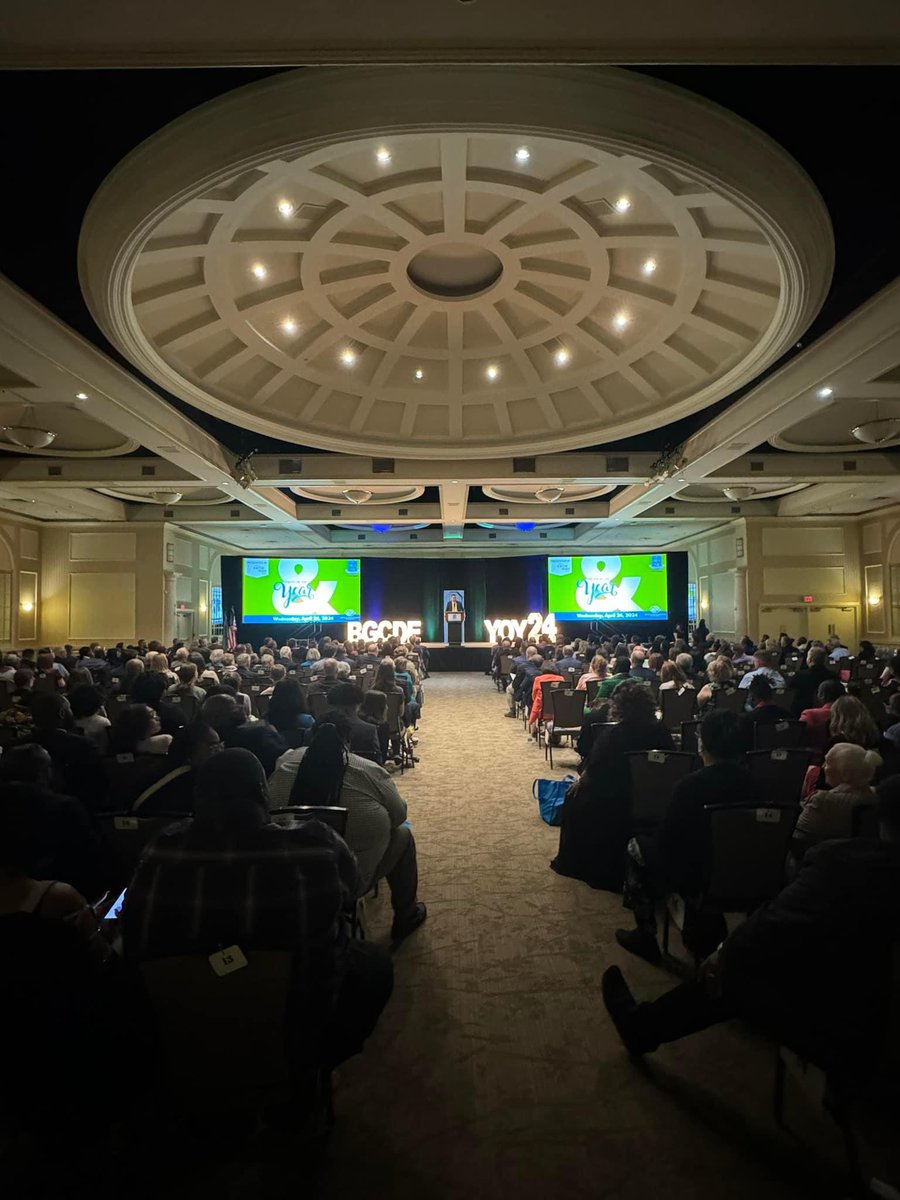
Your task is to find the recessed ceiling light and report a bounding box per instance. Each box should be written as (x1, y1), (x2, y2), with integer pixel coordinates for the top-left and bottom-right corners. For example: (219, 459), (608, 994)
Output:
(251, 263), (268, 281)
(376, 147), (392, 166)
(816, 386), (834, 399)
(641, 258), (657, 276)
(75, 392), (89, 401)
(553, 347), (571, 367)
(514, 146), (531, 164)
(414, 368), (425, 380)
(280, 317), (298, 335)
(451, 479), (459, 484)
(614, 196), (632, 213)
(612, 311), (630, 331)
(485, 364), (500, 381)
(277, 199), (295, 218)
(340, 347), (358, 367)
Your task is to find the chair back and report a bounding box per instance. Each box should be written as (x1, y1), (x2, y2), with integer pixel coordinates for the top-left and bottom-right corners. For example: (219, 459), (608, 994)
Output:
(537, 678), (564, 720)
(782, 654), (803, 677)
(280, 726), (309, 750)
(754, 719), (807, 751)
(855, 682), (888, 729)
(140, 951), (293, 1111)
(308, 691), (331, 720)
(564, 667), (583, 689)
(703, 803), (798, 908)
(711, 686), (745, 714)
(97, 810), (184, 884)
(626, 750), (699, 826)
(100, 753), (170, 812)
(167, 693), (201, 723)
(254, 692), (270, 721)
(106, 693), (132, 723)
(852, 802), (879, 839)
(680, 719), (702, 755)
(33, 673), (61, 696)
(0, 679), (13, 712)
(745, 748), (812, 806)
(585, 678), (602, 705)
(357, 667), (374, 693)
(498, 655), (514, 678)
(857, 661), (880, 685)
(549, 688), (586, 731)
(659, 686), (697, 730)
(384, 690), (405, 734)
(269, 805), (349, 835)
(770, 688), (793, 713)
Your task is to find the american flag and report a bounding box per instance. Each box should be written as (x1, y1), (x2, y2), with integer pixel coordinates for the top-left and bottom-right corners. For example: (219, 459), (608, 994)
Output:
(226, 606), (238, 651)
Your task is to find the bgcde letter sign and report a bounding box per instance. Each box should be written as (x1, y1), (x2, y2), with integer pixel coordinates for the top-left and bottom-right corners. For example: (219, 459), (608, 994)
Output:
(347, 619), (423, 642)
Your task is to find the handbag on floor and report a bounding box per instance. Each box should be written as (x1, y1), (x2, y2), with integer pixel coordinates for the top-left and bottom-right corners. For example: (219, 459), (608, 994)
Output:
(533, 774), (577, 826)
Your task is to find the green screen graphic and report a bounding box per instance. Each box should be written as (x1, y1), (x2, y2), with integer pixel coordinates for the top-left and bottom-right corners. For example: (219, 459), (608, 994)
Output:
(547, 554), (668, 621)
(242, 558), (362, 624)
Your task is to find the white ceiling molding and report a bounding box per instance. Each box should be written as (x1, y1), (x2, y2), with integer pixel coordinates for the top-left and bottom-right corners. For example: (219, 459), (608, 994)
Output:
(81, 66), (831, 459)
(482, 483), (615, 504)
(675, 482), (809, 503)
(291, 483), (424, 505)
(4, 1), (899, 67)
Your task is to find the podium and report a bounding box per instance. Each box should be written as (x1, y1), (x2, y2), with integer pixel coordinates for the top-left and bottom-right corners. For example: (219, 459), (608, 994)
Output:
(446, 610), (465, 645)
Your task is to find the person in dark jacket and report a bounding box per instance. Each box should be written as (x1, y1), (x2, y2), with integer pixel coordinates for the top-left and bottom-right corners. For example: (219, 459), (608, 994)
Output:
(551, 681), (675, 892)
(131, 722), (222, 817)
(616, 709), (758, 964)
(603, 775), (900, 1070)
(201, 693), (286, 776)
(787, 644), (837, 716)
(327, 683), (383, 763)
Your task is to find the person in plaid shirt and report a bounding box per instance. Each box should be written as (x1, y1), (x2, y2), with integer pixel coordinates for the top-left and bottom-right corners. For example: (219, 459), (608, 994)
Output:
(122, 748), (392, 1069)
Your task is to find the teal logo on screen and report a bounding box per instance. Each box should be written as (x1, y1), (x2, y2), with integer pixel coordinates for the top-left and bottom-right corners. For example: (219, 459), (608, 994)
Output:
(242, 558), (362, 624)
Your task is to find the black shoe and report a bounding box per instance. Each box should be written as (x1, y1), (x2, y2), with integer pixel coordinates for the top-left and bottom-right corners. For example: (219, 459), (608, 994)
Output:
(503, 712), (518, 719)
(391, 902), (427, 944)
(601, 966), (649, 1057)
(615, 927), (662, 966)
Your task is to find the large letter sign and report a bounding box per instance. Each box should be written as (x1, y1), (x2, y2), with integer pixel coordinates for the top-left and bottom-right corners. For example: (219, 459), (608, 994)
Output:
(347, 618), (422, 642)
(483, 612), (557, 642)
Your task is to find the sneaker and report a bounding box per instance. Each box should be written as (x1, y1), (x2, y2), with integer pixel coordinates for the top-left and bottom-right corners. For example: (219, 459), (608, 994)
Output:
(601, 966), (649, 1057)
(615, 927), (662, 966)
(391, 902), (427, 944)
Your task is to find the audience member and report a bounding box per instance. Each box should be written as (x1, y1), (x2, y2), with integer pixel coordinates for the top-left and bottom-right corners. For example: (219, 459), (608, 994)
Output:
(270, 714), (427, 942)
(202, 693), (286, 775)
(327, 683), (383, 762)
(794, 742), (880, 848)
(551, 681), (675, 891)
(131, 721), (222, 816)
(67, 684), (111, 751)
(266, 679), (316, 735)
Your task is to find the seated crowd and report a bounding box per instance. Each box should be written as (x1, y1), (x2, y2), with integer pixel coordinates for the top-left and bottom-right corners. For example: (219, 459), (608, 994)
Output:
(0, 631), (431, 1136)
(493, 624), (900, 1080)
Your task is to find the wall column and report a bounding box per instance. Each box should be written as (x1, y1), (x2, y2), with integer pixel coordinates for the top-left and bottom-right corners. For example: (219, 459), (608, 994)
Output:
(163, 569), (180, 646)
(733, 565), (749, 640)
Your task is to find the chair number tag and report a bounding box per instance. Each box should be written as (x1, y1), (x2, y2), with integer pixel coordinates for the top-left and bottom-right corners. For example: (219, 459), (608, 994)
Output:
(113, 816), (139, 830)
(116, 753), (135, 763)
(772, 748), (788, 761)
(871, 686), (881, 694)
(564, 689), (574, 696)
(648, 750), (666, 763)
(209, 945), (248, 977)
(776, 721), (789, 731)
(756, 808), (780, 823)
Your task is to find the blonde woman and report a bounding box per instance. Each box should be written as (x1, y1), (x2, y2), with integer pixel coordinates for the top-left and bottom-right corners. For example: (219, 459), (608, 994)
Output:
(828, 695), (881, 750)
(576, 654), (608, 691)
(658, 661), (692, 692)
(696, 657), (736, 710)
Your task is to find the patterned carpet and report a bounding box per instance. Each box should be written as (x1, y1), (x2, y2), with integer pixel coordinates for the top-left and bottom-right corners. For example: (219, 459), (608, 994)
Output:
(319, 673), (840, 1200)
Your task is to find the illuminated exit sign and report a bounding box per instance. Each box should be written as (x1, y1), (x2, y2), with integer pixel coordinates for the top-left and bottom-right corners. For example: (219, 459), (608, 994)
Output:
(803, 595), (813, 603)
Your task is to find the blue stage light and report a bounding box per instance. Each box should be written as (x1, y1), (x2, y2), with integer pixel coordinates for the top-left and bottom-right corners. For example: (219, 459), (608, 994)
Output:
(371, 523), (391, 532)
(515, 521), (536, 532)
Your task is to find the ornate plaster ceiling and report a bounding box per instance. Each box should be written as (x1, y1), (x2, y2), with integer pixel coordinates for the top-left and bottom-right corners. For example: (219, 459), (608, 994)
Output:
(0, 398), (137, 457)
(81, 67), (832, 461)
(676, 482), (809, 502)
(291, 483), (424, 504)
(482, 483), (615, 504)
(94, 486), (228, 505)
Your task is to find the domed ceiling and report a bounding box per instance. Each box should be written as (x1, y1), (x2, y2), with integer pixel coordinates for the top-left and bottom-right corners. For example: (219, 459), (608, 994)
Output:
(80, 66), (832, 461)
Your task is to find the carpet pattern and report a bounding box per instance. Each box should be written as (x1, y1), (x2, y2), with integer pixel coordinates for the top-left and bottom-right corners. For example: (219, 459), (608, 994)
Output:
(321, 673), (839, 1199)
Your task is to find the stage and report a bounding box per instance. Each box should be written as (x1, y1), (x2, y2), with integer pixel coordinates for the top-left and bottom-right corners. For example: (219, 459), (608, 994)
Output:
(424, 643), (492, 672)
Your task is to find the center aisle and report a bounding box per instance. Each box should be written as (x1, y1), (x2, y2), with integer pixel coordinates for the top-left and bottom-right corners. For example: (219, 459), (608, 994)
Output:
(325, 673), (820, 1200)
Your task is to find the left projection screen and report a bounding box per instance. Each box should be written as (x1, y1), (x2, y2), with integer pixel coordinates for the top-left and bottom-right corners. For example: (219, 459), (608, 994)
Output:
(241, 558), (362, 624)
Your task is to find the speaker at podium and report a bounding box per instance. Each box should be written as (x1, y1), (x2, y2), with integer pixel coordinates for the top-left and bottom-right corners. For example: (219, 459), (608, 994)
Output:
(443, 590), (466, 646)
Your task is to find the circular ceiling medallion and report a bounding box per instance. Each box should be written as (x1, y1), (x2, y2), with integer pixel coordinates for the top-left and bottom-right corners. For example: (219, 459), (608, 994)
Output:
(0, 401), (137, 458)
(483, 482), (615, 503)
(771, 400), (900, 452)
(95, 486), (228, 505)
(676, 482), (809, 502)
(407, 244), (504, 298)
(291, 483), (424, 504)
(80, 67), (832, 460)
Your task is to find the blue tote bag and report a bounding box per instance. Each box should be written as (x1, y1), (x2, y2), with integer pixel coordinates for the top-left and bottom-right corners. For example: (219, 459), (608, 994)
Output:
(533, 774), (577, 826)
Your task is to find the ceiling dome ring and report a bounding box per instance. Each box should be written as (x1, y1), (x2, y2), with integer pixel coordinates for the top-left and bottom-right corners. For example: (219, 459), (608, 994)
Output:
(81, 66), (834, 460)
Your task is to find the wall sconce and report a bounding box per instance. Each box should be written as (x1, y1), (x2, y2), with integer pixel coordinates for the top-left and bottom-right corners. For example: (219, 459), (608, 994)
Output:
(199, 600), (208, 614)
(868, 594), (882, 606)
(20, 600), (34, 613)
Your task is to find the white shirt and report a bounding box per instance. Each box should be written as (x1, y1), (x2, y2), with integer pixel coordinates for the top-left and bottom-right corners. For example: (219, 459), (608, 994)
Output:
(268, 747), (407, 886)
(829, 646), (850, 661)
(738, 665), (786, 690)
